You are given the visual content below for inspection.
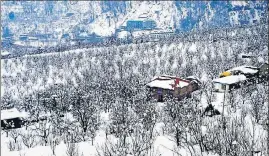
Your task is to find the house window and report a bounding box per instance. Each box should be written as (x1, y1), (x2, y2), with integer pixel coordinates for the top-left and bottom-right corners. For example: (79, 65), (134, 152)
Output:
(157, 88), (162, 95)
(170, 90), (174, 95)
(188, 85), (192, 92)
(221, 84), (226, 90)
(173, 88), (178, 95)
(180, 87), (186, 95)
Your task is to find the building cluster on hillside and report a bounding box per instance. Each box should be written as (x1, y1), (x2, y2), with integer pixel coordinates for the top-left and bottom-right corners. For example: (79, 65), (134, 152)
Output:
(71, 32), (104, 44)
(2, 26), (58, 47)
(1, 11), (80, 47)
(2, 11), (164, 47)
(18, 33), (56, 42)
(125, 19), (157, 31)
(115, 17), (175, 42)
(145, 62), (268, 102)
(1, 60), (268, 130)
(145, 62), (268, 117)
(212, 63), (268, 92)
(146, 75), (201, 102)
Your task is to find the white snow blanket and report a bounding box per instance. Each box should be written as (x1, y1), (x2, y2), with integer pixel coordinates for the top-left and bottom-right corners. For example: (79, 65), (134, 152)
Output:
(1, 108), (28, 120)
(213, 75), (247, 85)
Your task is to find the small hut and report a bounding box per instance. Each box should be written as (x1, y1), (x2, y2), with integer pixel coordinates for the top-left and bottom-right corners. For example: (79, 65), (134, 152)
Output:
(213, 75), (247, 92)
(1, 108), (27, 129)
(146, 75), (200, 102)
(202, 104), (221, 117)
(219, 65), (259, 79)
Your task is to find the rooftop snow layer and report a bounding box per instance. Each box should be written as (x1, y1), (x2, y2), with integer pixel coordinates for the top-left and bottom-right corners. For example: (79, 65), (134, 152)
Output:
(1, 108), (28, 120)
(227, 65), (259, 74)
(146, 76), (190, 90)
(117, 31), (130, 39)
(231, 1), (248, 6)
(213, 75), (247, 85)
(1, 51), (10, 56)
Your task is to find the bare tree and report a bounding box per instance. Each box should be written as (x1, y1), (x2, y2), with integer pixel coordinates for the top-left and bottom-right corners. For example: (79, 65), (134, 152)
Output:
(163, 97), (198, 149)
(96, 138), (127, 156)
(72, 92), (100, 142)
(32, 120), (52, 146)
(21, 130), (37, 148)
(66, 142), (79, 156)
(49, 127), (60, 156)
(133, 92), (158, 140)
(7, 140), (15, 151)
(49, 139), (57, 156)
(109, 97), (137, 146)
(9, 129), (22, 151)
(9, 129), (21, 144)
(97, 127), (157, 156)
(128, 124), (157, 156)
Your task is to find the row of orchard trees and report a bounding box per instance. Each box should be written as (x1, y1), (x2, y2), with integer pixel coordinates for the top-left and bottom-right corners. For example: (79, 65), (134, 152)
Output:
(2, 21), (267, 102)
(4, 66), (268, 156)
(4, 74), (158, 155)
(2, 22), (268, 92)
(2, 35), (263, 102)
(1, 23), (268, 155)
(2, 22), (267, 60)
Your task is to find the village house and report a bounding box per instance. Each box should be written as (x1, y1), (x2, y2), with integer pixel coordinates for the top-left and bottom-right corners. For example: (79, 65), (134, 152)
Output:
(219, 65), (259, 79)
(148, 29), (175, 41)
(1, 108), (27, 129)
(126, 19), (157, 31)
(213, 75), (247, 92)
(146, 75), (200, 102)
(214, 63), (268, 92)
(258, 62), (269, 82)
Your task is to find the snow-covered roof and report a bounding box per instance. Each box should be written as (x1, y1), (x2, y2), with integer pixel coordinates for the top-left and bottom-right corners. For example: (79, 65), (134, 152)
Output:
(146, 75), (190, 90)
(257, 57), (265, 63)
(132, 30), (151, 38)
(186, 76), (201, 84)
(227, 65), (259, 74)
(138, 13), (148, 18)
(213, 75), (247, 85)
(128, 17), (152, 21)
(117, 31), (130, 39)
(150, 29), (174, 34)
(1, 108), (28, 120)
(231, 1), (248, 6)
(186, 76), (198, 80)
(189, 44), (197, 52)
(1, 51), (10, 56)
(28, 36), (38, 40)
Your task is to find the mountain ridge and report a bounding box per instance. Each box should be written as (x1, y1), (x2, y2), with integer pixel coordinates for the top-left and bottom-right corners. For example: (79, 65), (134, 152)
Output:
(1, 1), (268, 46)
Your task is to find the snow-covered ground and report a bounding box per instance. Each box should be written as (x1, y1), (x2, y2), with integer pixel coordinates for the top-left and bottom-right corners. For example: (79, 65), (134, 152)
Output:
(1, 17), (268, 156)
(2, 85), (267, 156)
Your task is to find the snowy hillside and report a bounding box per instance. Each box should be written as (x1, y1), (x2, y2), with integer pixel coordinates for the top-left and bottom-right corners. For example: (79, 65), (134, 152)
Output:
(1, 23), (268, 99)
(1, 23), (268, 156)
(1, 1), (268, 47)
(1, 2), (269, 156)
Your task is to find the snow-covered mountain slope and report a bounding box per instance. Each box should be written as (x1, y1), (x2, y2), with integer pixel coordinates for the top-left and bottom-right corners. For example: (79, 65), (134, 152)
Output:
(1, 24), (268, 156)
(1, 23), (267, 99)
(1, 1), (268, 39)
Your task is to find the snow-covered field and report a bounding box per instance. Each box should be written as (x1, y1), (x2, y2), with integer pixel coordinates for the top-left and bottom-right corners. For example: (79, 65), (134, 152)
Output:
(2, 89), (267, 156)
(1, 22), (268, 156)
